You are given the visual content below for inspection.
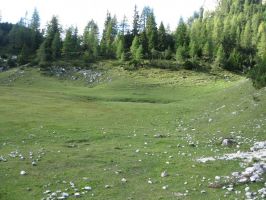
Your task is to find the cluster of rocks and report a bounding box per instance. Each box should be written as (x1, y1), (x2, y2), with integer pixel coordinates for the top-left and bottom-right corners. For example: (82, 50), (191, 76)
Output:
(0, 69), (25, 85)
(47, 66), (105, 84)
(198, 141), (266, 199)
(41, 182), (92, 200)
(0, 148), (46, 166)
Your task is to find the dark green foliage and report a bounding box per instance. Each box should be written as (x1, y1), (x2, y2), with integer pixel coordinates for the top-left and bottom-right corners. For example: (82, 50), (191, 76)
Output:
(0, 23), (13, 54)
(100, 12), (118, 58)
(248, 58), (266, 88)
(83, 20), (99, 61)
(116, 36), (124, 60)
(215, 45), (226, 68)
(1, 0), (266, 88)
(37, 16), (62, 64)
(18, 44), (30, 65)
(139, 31), (149, 58)
(63, 27), (80, 58)
(157, 22), (167, 51)
(146, 12), (158, 54)
(51, 32), (62, 60)
(175, 18), (189, 49)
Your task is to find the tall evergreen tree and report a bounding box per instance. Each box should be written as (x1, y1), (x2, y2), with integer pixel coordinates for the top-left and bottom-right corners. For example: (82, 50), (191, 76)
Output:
(29, 8), (42, 52)
(119, 15), (129, 35)
(62, 26), (80, 58)
(130, 36), (140, 60)
(51, 32), (61, 60)
(175, 18), (189, 49)
(116, 36), (124, 60)
(37, 16), (61, 62)
(146, 12), (158, 54)
(140, 6), (153, 31)
(157, 22), (167, 51)
(100, 12), (117, 58)
(83, 20), (99, 59)
(132, 5), (140, 36)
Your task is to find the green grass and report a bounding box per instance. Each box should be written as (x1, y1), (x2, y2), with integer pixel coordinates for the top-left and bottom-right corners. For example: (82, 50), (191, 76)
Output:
(0, 65), (265, 200)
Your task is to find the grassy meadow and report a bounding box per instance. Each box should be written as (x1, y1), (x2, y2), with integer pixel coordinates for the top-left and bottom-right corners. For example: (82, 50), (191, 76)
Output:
(0, 64), (265, 200)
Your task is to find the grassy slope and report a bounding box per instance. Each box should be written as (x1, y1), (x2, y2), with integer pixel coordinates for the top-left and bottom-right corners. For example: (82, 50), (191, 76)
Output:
(0, 66), (265, 200)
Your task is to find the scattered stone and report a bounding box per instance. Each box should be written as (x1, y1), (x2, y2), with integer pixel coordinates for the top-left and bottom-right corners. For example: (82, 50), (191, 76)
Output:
(154, 134), (166, 138)
(162, 185), (168, 190)
(84, 186), (92, 191)
(31, 161), (37, 166)
(74, 192), (81, 197)
(161, 171), (168, 178)
(208, 182), (223, 188)
(251, 141), (266, 151)
(105, 185), (111, 188)
(215, 176), (221, 181)
(197, 157), (216, 163)
(20, 170), (26, 175)
(173, 192), (184, 197)
(121, 178), (127, 183)
(221, 138), (236, 146)
(43, 190), (51, 194)
(0, 156), (7, 162)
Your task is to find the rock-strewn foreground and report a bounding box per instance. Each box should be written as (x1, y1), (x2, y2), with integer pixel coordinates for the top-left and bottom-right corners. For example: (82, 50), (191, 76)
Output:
(0, 67), (265, 199)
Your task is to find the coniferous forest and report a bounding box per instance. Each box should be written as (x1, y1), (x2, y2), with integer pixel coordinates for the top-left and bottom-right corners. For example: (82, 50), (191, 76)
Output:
(0, 0), (266, 88)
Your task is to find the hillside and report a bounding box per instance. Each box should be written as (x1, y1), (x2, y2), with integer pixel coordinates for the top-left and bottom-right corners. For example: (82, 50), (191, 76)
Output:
(0, 65), (265, 199)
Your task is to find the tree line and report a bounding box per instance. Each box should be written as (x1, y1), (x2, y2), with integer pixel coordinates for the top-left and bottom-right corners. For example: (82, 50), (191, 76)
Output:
(0, 0), (265, 88)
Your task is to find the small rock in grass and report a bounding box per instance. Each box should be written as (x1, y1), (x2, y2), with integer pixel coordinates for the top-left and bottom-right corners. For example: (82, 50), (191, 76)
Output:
(154, 134), (166, 138)
(105, 185), (111, 188)
(74, 192), (81, 197)
(32, 161), (37, 166)
(20, 170), (27, 175)
(221, 138), (236, 146)
(161, 171), (168, 178)
(121, 178), (127, 183)
(162, 185), (168, 190)
(84, 186), (92, 191)
(43, 190), (51, 194)
(201, 190), (206, 194)
(61, 192), (69, 198)
(173, 192), (184, 197)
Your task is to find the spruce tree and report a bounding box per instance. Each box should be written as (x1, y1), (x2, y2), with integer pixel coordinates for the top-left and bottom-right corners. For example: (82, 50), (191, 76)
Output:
(116, 36), (124, 60)
(146, 12), (158, 54)
(130, 36), (139, 60)
(132, 5), (140, 36)
(51, 32), (61, 60)
(157, 22), (167, 51)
